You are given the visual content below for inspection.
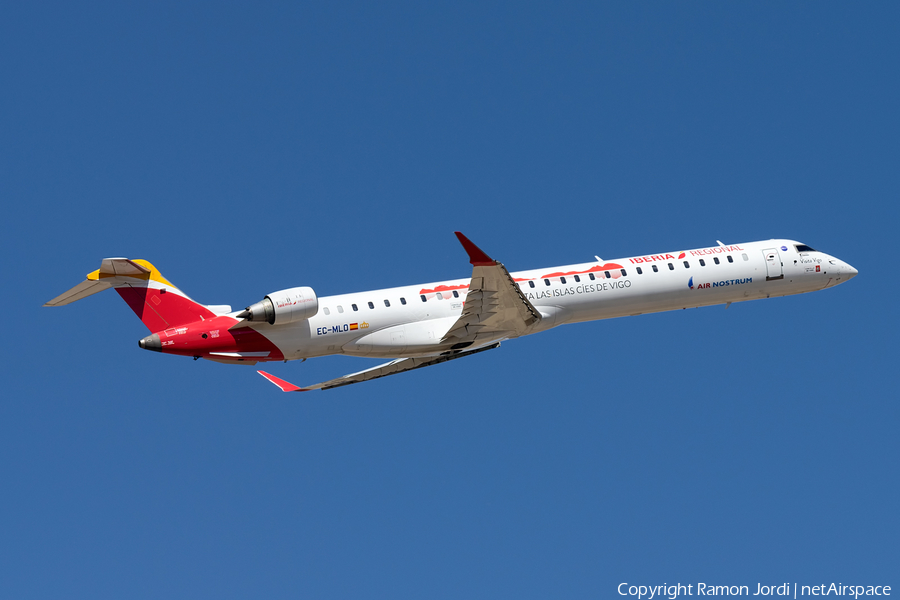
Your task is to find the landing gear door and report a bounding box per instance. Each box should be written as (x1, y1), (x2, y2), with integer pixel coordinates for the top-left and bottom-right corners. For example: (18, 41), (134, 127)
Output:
(763, 248), (783, 281)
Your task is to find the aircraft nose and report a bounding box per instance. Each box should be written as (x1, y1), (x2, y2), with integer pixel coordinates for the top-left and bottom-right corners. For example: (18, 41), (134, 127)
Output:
(845, 263), (858, 280)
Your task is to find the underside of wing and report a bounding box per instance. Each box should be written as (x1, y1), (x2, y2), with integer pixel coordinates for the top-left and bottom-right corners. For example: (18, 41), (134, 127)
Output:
(258, 342), (501, 391)
(441, 232), (541, 345)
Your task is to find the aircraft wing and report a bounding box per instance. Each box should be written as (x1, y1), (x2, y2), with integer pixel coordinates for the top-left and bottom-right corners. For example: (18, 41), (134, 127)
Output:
(441, 232), (541, 344)
(257, 342), (501, 391)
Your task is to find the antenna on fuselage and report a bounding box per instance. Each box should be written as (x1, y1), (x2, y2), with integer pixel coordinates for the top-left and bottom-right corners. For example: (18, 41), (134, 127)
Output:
(595, 255), (603, 262)
(716, 240), (726, 247)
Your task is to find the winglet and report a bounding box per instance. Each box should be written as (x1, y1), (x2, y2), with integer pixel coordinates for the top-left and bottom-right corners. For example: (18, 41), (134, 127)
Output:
(257, 370), (309, 392)
(454, 232), (497, 266)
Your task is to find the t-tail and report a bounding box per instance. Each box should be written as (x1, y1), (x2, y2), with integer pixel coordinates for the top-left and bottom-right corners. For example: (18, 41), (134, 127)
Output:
(44, 258), (232, 333)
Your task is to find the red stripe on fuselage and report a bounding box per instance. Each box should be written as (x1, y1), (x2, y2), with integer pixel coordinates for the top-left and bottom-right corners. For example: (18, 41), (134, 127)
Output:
(540, 263), (624, 279)
(418, 283), (470, 295)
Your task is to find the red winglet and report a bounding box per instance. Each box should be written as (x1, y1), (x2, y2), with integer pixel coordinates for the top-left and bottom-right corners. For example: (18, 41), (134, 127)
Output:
(454, 232), (496, 266)
(257, 370), (308, 392)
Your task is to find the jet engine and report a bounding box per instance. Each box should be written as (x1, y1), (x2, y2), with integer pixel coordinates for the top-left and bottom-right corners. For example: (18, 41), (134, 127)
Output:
(238, 286), (318, 325)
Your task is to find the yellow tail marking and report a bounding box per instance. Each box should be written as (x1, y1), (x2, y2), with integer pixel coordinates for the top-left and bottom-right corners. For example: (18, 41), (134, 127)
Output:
(89, 259), (176, 288)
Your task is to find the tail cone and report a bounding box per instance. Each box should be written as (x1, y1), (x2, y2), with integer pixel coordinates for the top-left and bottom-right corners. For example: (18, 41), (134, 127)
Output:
(139, 333), (161, 352)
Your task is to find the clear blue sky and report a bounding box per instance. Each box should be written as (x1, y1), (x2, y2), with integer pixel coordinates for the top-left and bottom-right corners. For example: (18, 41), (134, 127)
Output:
(1, 3), (897, 598)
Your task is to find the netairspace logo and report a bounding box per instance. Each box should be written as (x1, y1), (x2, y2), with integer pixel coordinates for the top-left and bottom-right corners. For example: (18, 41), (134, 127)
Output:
(617, 582), (892, 599)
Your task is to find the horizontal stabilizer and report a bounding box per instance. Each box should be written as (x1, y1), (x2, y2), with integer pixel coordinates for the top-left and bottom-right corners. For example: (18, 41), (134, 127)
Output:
(99, 258), (152, 278)
(44, 258), (164, 307)
(206, 305), (233, 315)
(44, 279), (113, 307)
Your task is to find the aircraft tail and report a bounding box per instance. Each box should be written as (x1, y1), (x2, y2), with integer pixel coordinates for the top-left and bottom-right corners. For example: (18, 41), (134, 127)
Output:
(44, 258), (229, 332)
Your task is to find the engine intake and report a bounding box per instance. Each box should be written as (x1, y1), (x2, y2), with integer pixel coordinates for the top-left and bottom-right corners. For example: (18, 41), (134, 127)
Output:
(238, 286), (318, 325)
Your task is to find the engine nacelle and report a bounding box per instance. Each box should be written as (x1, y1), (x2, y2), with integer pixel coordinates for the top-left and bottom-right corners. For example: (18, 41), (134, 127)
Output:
(239, 286), (318, 325)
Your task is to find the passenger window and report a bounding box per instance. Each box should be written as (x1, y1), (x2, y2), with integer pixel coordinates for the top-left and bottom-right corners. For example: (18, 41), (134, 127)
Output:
(544, 279), (550, 286)
(652, 265), (659, 272)
(400, 297), (406, 305)
(742, 253), (749, 261)
(453, 290), (459, 298)
(589, 273), (595, 280)
(699, 259), (705, 267)
(436, 292), (443, 300)
(668, 263), (674, 270)
(727, 256), (734, 263)
(337, 305), (344, 313)
(384, 299), (390, 307)
(560, 277), (567, 284)
(367, 301), (374, 309)
(323, 307), (330, 315)
(420, 295), (426, 302)
(620, 269), (626, 276)
(604, 271), (611, 278)
(352, 304), (358, 311)
(683, 261), (689, 268)
(528, 280), (535, 288)
(713, 257), (720, 265)
(574, 275), (580, 282)
(636, 267), (643, 275)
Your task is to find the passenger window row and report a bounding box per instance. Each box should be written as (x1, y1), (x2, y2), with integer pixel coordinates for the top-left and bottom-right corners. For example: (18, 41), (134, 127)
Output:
(335, 296), (411, 313)
(525, 269), (630, 288)
(328, 288), (469, 315)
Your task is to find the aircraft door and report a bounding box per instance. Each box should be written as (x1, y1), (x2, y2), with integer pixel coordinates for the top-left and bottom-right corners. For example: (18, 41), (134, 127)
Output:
(763, 248), (783, 281)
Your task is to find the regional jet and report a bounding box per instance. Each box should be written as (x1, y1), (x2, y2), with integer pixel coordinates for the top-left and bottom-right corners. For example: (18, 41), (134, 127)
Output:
(44, 233), (857, 391)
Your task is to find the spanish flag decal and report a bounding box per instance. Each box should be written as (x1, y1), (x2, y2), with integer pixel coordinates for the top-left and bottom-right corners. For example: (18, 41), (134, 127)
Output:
(349, 323), (359, 330)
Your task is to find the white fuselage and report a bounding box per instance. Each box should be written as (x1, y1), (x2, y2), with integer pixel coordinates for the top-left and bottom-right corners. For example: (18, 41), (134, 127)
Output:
(250, 239), (857, 361)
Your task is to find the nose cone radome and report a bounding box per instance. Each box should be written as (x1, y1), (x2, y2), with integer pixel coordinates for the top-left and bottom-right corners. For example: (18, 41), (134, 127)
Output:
(846, 264), (858, 280)
(139, 333), (161, 352)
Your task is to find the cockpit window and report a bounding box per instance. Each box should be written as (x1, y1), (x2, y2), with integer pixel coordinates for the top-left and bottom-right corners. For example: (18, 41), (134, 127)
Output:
(796, 244), (817, 253)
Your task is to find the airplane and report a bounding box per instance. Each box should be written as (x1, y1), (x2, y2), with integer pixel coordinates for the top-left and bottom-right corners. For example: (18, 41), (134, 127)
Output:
(44, 233), (857, 391)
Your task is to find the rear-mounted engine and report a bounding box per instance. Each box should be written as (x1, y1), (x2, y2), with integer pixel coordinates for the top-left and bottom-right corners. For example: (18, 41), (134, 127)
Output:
(237, 286), (318, 325)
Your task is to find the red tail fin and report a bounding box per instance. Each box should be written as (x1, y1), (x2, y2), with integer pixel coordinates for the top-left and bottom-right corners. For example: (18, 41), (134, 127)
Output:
(104, 259), (217, 332)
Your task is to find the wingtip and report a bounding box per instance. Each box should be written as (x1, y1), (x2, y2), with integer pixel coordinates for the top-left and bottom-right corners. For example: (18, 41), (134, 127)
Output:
(257, 370), (309, 392)
(454, 232), (496, 266)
